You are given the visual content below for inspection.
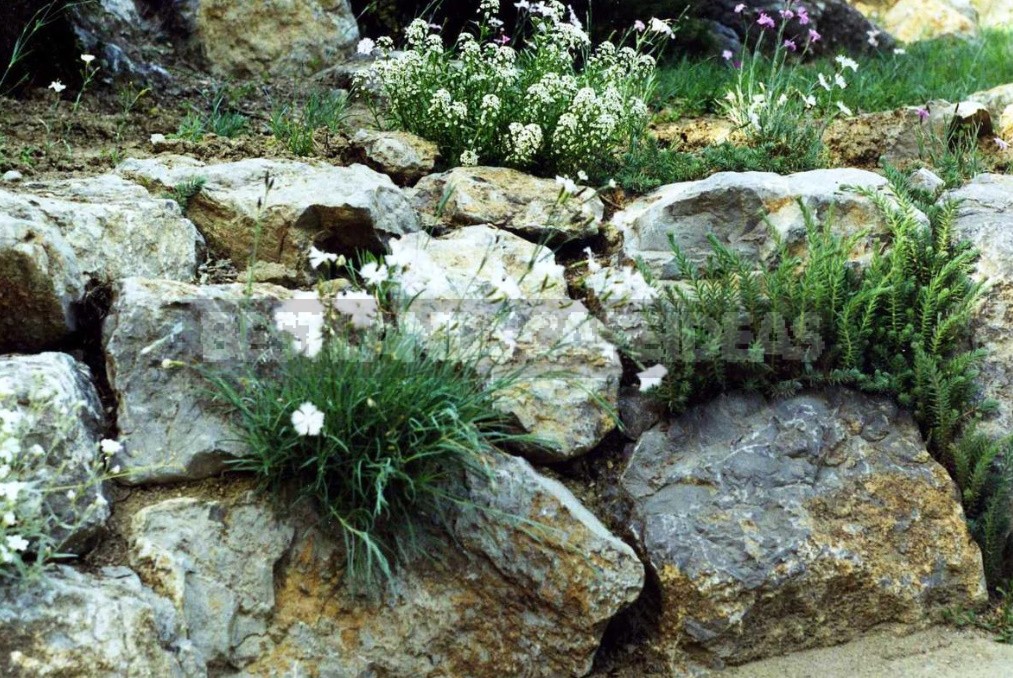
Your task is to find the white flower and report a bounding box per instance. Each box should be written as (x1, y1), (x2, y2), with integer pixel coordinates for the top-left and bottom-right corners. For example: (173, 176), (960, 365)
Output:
(803, 94), (817, 108)
(0, 465), (9, 480)
(80, 54), (96, 64)
(818, 73), (832, 92)
(637, 364), (668, 392)
(836, 101), (853, 116)
(308, 246), (339, 270)
(0, 409), (23, 435)
(6, 535), (29, 552)
(607, 179), (617, 189)
(291, 402), (325, 437)
(0, 482), (24, 501)
(357, 38), (376, 55)
(110, 465), (121, 474)
(460, 149), (479, 167)
(66, 490), (76, 501)
(0, 438), (19, 462)
(584, 246), (601, 273)
(555, 175), (578, 194)
(834, 73), (847, 89)
(648, 17), (674, 38)
(2, 511), (15, 527)
(359, 261), (389, 287)
(577, 170), (588, 182)
(835, 55), (859, 72)
(29, 444), (44, 457)
(99, 439), (123, 456)
(274, 292), (326, 358)
(893, 48), (906, 55)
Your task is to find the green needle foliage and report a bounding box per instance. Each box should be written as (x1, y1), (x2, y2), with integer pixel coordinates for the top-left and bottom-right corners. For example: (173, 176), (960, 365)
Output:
(204, 321), (529, 592)
(649, 169), (1012, 586)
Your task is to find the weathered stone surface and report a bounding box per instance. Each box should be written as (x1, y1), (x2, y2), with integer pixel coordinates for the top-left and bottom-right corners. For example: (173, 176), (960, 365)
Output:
(127, 454), (642, 676)
(174, 0), (358, 78)
(117, 156), (419, 270)
(412, 166), (603, 244)
(1002, 104), (1013, 141)
(103, 278), (293, 484)
(0, 353), (109, 550)
(0, 566), (202, 677)
(853, 0), (979, 42)
(129, 496), (294, 668)
(390, 225), (622, 461)
(945, 175), (1013, 439)
(620, 389), (987, 666)
(969, 83), (1013, 122)
(974, 0), (1013, 24)
(0, 175), (202, 352)
(614, 169), (900, 280)
(908, 168), (946, 195)
(351, 129), (439, 185)
(70, 0), (172, 82)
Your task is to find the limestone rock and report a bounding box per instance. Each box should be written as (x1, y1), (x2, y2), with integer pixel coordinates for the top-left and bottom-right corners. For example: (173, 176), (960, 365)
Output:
(908, 168), (946, 195)
(174, 0), (359, 78)
(412, 166), (603, 245)
(127, 454), (642, 676)
(0, 353), (109, 551)
(620, 389), (987, 666)
(390, 225), (622, 461)
(0, 566), (202, 677)
(129, 496), (294, 668)
(867, 0), (979, 42)
(0, 175), (202, 352)
(351, 129), (439, 185)
(972, 0), (1013, 25)
(969, 83), (1013, 123)
(102, 278), (293, 484)
(117, 156), (419, 270)
(614, 169), (900, 280)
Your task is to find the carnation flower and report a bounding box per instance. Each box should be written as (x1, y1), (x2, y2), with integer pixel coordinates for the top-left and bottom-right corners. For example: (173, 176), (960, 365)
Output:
(308, 246), (339, 270)
(359, 261), (390, 287)
(48, 80), (66, 93)
(80, 54), (96, 64)
(291, 402), (325, 437)
(757, 12), (775, 28)
(734, 3), (746, 13)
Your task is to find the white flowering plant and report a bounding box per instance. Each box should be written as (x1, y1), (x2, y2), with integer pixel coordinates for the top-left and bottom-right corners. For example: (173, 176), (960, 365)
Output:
(356, 0), (672, 180)
(720, 2), (857, 164)
(0, 393), (112, 586)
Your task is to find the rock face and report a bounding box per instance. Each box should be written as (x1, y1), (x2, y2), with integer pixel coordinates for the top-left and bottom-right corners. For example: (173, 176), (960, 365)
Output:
(127, 454), (643, 676)
(117, 156), (419, 271)
(620, 389), (987, 666)
(614, 169), (899, 280)
(0, 353), (110, 550)
(852, 0), (978, 42)
(945, 175), (1013, 440)
(390, 225), (622, 461)
(969, 83), (1013, 123)
(972, 0), (1013, 25)
(412, 166), (603, 244)
(0, 175), (202, 352)
(103, 278), (292, 484)
(0, 566), (201, 677)
(173, 0), (359, 78)
(351, 129), (439, 185)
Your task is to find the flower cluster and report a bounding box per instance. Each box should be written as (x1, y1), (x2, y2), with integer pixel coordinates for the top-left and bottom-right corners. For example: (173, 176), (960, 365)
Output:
(356, 1), (671, 179)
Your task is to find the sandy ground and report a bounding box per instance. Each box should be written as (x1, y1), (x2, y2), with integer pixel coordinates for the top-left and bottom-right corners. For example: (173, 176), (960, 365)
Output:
(721, 627), (1013, 678)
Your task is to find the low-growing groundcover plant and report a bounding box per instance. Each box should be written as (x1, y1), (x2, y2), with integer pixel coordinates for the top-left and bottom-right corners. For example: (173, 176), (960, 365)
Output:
(205, 286), (538, 591)
(644, 170), (1012, 587)
(357, 0), (672, 181)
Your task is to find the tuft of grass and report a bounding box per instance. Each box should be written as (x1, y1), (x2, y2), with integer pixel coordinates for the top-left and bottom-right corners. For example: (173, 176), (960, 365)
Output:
(161, 176), (207, 213)
(270, 90), (349, 156)
(204, 319), (530, 592)
(172, 84), (249, 141)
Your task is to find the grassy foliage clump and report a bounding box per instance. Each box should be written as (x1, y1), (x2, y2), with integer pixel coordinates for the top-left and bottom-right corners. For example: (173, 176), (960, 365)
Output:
(270, 90), (349, 156)
(648, 169), (1011, 585)
(206, 320), (523, 590)
(173, 84), (249, 141)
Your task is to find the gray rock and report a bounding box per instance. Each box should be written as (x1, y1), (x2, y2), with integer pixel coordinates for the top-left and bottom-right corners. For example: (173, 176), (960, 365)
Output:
(102, 278), (293, 484)
(969, 82), (1013, 122)
(908, 167), (946, 195)
(0, 175), (202, 352)
(615, 169), (902, 280)
(129, 496), (294, 668)
(412, 166), (603, 245)
(620, 389), (987, 665)
(0, 566), (203, 677)
(390, 226), (622, 461)
(0, 353), (109, 550)
(1, 171), (22, 183)
(127, 453), (642, 676)
(351, 129), (439, 185)
(945, 175), (1013, 439)
(117, 156), (420, 270)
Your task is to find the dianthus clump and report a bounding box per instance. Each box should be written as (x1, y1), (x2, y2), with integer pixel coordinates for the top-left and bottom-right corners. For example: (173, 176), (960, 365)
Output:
(357, 0), (670, 180)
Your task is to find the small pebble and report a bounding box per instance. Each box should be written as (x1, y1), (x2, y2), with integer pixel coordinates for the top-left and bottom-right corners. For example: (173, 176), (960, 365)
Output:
(2, 170), (23, 183)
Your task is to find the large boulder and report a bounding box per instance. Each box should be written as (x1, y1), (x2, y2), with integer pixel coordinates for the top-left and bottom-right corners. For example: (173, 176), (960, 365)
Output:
(0, 353), (110, 551)
(613, 169), (902, 280)
(117, 156), (420, 272)
(972, 0), (1013, 25)
(412, 166), (603, 245)
(619, 389), (987, 666)
(0, 175), (201, 353)
(851, 0), (978, 42)
(351, 129), (439, 185)
(0, 566), (202, 677)
(944, 175), (1013, 440)
(168, 0), (359, 78)
(389, 225), (622, 461)
(969, 83), (1013, 123)
(102, 278), (293, 484)
(127, 453), (643, 675)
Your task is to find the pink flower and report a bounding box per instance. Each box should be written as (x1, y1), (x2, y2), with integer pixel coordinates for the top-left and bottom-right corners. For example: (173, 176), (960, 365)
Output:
(783, 39), (797, 52)
(495, 34), (511, 45)
(780, 9), (794, 19)
(916, 107), (930, 122)
(722, 49), (734, 61)
(995, 136), (1009, 151)
(734, 3), (747, 13)
(808, 28), (821, 42)
(634, 19), (646, 32)
(798, 7), (810, 25)
(757, 12), (775, 28)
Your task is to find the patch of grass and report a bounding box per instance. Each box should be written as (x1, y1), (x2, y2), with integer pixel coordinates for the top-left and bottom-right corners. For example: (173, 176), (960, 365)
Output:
(172, 84), (249, 141)
(646, 169), (1011, 586)
(270, 90), (349, 156)
(949, 582), (1013, 643)
(161, 176), (206, 212)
